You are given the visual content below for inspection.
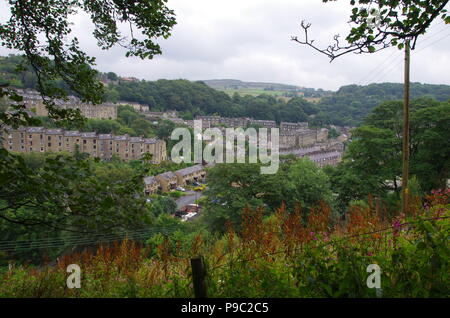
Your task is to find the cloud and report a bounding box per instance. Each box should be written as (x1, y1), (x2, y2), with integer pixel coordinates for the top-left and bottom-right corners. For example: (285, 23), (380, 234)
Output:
(1, 0), (449, 90)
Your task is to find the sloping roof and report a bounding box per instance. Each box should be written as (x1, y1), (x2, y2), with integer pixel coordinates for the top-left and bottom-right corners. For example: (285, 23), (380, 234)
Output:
(64, 130), (81, 137)
(98, 134), (113, 140)
(157, 171), (177, 180)
(46, 129), (64, 135)
(81, 132), (97, 138)
(175, 164), (204, 177)
(144, 176), (159, 185)
(129, 137), (143, 143)
(27, 127), (45, 133)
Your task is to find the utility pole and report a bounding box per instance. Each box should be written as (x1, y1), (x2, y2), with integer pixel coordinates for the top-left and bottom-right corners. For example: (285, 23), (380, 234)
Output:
(402, 40), (411, 215)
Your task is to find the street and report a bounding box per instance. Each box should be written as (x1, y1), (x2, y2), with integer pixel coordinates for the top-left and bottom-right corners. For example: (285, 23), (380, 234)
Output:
(175, 191), (203, 210)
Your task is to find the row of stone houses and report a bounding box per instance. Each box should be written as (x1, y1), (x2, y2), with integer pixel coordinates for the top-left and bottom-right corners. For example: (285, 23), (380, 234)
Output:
(17, 89), (118, 120)
(144, 164), (207, 194)
(1, 126), (167, 163)
(279, 128), (329, 149)
(196, 115), (277, 129)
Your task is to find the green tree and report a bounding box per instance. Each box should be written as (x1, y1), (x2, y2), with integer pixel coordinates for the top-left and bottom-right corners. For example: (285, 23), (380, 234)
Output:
(0, 0), (176, 125)
(294, 0), (449, 59)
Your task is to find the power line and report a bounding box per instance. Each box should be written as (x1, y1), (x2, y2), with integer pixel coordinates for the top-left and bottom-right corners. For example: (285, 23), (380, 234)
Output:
(0, 225), (183, 252)
(356, 20), (449, 85)
(357, 48), (401, 86)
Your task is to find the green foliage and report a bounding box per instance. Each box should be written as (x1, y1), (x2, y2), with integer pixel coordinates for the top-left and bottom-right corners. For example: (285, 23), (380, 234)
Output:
(328, 98), (449, 211)
(0, 150), (153, 263)
(202, 158), (333, 232)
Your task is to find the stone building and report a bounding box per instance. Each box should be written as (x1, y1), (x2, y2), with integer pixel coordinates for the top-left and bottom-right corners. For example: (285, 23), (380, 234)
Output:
(1, 126), (166, 163)
(307, 151), (342, 168)
(280, 122), (309, 132)
(144, 176), (162, 195)
(174, 164), (206, 186)
(248, 119), (277, 129)
(155, 171), (178, 191)
(17, 89), (118, 120)
(279, 133), (297, 149)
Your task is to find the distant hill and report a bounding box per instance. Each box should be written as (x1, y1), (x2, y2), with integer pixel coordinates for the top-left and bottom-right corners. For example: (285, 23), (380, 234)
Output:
(201, 79), (332, 99)
(1, 54), (449, 126)
(313, 82), (450, 126)
(202, 79), (300, 91)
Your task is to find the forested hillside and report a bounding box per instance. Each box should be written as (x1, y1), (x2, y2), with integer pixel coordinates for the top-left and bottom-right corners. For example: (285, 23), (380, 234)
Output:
(1, 54), (449, 126)
(314, 83), (450, 126)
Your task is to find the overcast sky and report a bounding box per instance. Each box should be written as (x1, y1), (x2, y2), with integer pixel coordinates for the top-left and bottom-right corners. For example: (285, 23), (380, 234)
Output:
(1, 0), (449, 91)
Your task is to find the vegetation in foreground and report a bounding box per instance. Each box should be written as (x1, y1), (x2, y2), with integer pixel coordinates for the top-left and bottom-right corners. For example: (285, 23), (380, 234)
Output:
(0, 190), (448, 298)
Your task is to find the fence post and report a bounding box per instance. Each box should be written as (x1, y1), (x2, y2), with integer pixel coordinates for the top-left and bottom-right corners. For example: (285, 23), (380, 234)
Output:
(191, 256), (207, 298)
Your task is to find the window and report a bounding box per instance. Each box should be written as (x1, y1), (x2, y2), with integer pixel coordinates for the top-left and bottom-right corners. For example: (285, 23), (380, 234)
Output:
(48, 136), (51, 141)
(40, 134), (43, 139)
(93, 139), (96, 144)
(48, 143), (51, 147)
(29, 135), (32, 139)
(83, 140), (87, 144)
(58, 143), (62, 147)
(93, 145), (96, 149)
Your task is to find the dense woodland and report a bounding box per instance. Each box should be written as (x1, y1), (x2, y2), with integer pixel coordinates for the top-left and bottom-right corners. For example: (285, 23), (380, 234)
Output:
(1, 54), (449, 126)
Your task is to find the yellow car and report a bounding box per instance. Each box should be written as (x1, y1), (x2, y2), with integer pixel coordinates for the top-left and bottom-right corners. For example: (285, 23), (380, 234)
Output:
(194, 185), (206, 191)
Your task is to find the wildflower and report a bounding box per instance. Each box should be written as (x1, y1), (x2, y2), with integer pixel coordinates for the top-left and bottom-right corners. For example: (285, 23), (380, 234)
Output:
(392, 219), (402, 237)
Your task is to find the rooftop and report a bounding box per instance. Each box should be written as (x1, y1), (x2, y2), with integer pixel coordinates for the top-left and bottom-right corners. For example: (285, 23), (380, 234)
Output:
(175, 164), (204, 176)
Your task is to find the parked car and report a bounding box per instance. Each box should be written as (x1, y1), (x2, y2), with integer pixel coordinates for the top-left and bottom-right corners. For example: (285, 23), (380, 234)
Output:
(181, 212), (197, 222)
(176, 186), (186, 192)
(194, 184), (206, 191)
(174, 210), (187, 218)
(192, 181), (201, 186)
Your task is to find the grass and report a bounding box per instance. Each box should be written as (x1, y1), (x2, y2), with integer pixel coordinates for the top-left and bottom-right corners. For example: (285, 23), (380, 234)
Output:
(0, 190), (449, 298)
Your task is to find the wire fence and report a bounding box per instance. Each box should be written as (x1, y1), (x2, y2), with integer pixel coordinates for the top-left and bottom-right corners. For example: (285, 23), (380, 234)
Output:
(208, 215), (450, 272)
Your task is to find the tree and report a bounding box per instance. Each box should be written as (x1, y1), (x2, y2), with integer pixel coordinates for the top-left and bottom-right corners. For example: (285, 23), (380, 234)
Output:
(282, 158), (333, 212)
(202, 159), (333, 232)
(202, 163), (284, 232)
(329, 98), (450, 211)
(149, 196), (177, 218)
(293, 0), (449, 214)
(0, 0), (176, 232)
(293, 0), (449, 60)
(0, 0), (176, 125)
(106, 72), (118, 82)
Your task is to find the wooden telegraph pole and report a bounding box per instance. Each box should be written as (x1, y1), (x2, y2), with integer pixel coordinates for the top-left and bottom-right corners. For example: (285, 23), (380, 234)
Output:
(401, 40), (411, 215)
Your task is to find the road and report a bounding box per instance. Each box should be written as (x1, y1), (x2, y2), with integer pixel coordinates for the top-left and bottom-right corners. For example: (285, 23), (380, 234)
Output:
(175, 191), (203, 210)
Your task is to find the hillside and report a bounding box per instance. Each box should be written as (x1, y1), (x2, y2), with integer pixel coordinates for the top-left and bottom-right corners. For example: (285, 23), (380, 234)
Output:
(313, 83), (450, 126)
(202, 79), (331, 99)
(1, 54), (449, 126)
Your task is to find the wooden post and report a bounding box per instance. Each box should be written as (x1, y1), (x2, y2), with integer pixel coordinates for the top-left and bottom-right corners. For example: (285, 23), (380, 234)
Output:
(402, 40), (411, 216)
(191, 256), (207, 298)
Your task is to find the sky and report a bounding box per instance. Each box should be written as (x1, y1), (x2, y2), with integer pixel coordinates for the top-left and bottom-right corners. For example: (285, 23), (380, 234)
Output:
(1, 0), (449, 91)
